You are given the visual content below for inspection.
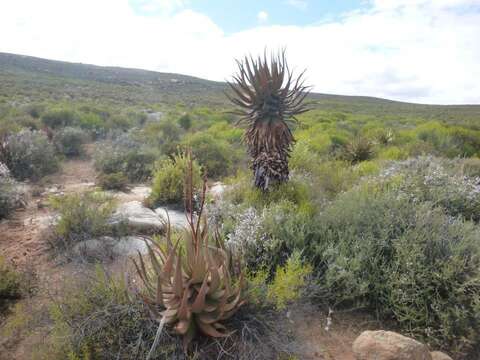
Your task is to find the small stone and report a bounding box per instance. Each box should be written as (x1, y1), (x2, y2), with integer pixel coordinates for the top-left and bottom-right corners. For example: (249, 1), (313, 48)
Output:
(352, 330), (432, 360)
(430, 351), (453, 360)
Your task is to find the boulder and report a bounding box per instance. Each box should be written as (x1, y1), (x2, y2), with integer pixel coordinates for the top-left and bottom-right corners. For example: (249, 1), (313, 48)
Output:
(73, 236), (152, 259)
(112, 236), (151, 256)
(352, 330), (432, 360)
(72, 236), (116, 259)
(155, 207), (187, 229)
(430, 352), (453, 360)
(110, 201), (163, 233)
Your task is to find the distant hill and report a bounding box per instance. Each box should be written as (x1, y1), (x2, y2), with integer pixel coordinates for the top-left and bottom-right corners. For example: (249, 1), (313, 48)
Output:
(1, 52), (479, 122)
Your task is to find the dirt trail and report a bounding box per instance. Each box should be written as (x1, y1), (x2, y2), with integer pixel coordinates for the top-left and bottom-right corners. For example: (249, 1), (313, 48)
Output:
(0, 144), (96, 270)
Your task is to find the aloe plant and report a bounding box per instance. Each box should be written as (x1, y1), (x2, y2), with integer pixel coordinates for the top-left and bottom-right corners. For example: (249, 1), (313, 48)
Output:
(134, 154), (245, 351)
(227, 50), (310, 191)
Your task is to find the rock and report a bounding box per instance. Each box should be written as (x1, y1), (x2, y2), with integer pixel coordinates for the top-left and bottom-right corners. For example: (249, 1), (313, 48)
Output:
(154, 207), (187, 229)
(210, 182), (226, 199)
(130, 185), (151, 199)
(72, 236), (116, 258)
(73, 236), (152, 258)
(112, 236), (151, 256)
(0, 162), (10, 178)
(146, 112), (163, 121)
(110, 201), (163, 233)
(430, 352), (453, 360)
(352, 330), (432, 360)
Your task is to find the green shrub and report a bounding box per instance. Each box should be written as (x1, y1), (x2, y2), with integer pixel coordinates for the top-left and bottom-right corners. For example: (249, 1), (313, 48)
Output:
(248, 252), (312, 310)
(412, 122), (480, 158)
(94, 135), (156, 182)
(226, 172), (314, 213)
(50, 191), (116, 249)
(266, 252), (312, 310)
(144, 119), (182, 156)
(313, 184), (480, 356)
(24, 103), (45, 119)
(183, 132), (234, 178)
(311, 160), (353, 197)
(96, 172), (129, 191)
(77, 112), (103, 132)
(148, 152), (201, 206)
(0, 256), (22, 311)
(3, 129), (59, 180)
(378, 146), (408, 160)
(41, 267), (173, 360)
(178, 113), (192, 130)
(460, 157), (480, 178)
(351, 160), (380, 178)
(42, 109), (77, 129)
(53, 127), (87, 157)
(290, 140), (321, 174)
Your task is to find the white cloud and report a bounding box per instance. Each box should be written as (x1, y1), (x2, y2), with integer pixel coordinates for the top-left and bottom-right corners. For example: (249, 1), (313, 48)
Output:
(0, 0), (479, 104)
(257, 11), (269, 23)
(130, 0), (186, 15)
(285, 0), (308, 11)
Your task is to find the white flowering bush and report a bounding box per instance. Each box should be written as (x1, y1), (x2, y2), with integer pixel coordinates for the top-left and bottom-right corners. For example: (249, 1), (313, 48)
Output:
(382, 156), (480, 221)
(3, 129), (58, 180)
(225, 207), (271, 268)
(210, 196), (315, 274)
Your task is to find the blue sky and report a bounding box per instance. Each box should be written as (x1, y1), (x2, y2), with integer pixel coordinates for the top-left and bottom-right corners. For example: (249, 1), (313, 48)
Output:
(130, 0), (368, 33)
(2, 0), (480, 104)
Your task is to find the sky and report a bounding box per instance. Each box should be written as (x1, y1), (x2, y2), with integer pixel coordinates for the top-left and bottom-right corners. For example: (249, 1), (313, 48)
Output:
(1, 0), (480, 104)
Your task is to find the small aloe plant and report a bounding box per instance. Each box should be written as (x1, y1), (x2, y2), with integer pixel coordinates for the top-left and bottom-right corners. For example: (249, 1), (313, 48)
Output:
(134, 153), (245, 352)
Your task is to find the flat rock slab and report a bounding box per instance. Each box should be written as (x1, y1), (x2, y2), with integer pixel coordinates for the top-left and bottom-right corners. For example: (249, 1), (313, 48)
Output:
(154, 207), (187, 229)
(353, 330), (432, 360)
(73, 236), (152, 258)
(110, 201), (163, 233)
(430, 352), (453, 360)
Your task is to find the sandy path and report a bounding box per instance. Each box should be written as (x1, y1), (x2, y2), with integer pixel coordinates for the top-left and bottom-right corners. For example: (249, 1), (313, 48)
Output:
(0, 145), (96, 270)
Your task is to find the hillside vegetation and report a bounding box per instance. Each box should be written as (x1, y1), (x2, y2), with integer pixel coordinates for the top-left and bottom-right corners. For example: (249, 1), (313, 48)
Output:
(1, 52), (480, 360)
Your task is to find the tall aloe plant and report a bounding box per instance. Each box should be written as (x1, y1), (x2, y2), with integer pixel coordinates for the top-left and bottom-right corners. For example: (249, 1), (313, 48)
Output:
(227, 51), (310, 191)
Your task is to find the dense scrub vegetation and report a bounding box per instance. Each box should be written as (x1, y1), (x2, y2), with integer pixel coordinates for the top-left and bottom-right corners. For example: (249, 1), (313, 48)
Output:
(1, 53), (480, 359)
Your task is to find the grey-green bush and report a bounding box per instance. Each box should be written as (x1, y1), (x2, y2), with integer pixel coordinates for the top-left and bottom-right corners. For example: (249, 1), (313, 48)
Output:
(383, 157), (480, 222)
(50, 191), (116, 249)
(53, 127), (87, 157)
(313, 184), (480, 357)
(3, 129), (59, 180)
(41, 108), (77, 129)
(96, 172), (129, 191)
(0, 176), (25, 219)
(94, 134), (156, 182)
